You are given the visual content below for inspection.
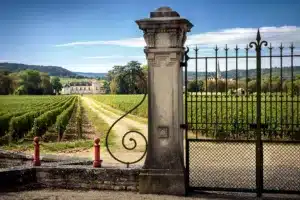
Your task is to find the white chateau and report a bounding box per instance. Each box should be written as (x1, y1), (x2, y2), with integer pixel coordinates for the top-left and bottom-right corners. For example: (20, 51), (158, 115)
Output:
(61, 80), (105, 95)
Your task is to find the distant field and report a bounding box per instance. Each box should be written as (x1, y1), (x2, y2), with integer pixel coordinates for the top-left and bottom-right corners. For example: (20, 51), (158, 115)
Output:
(88, 94), (148, 118)
(58, 77), (104, 84)
(0, 95), (82, 145)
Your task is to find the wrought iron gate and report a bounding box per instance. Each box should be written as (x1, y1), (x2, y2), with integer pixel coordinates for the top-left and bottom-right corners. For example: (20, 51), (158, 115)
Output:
(183, 30), (300, 197)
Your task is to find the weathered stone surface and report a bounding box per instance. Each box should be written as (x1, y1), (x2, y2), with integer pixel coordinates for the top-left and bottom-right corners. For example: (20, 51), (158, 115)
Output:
(139, 169), (186, 196)
(0, 165), (140, 192)
(0, 167), (36, 192)
(136, 6), (192, 195)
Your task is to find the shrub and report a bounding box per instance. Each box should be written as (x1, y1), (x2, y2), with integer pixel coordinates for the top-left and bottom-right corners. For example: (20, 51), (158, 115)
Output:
(9, 111), (41, 141)
(32, 97), (75, 137)
(55, 98), (76, 140)
(75, 97), (83, 138)
(0, 112), (25, 137)
(0, 134), (10, 145)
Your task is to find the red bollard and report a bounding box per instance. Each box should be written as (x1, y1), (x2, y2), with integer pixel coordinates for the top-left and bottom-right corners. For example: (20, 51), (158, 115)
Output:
(93, 138), (102, 168)
(33, 137), (41, 166)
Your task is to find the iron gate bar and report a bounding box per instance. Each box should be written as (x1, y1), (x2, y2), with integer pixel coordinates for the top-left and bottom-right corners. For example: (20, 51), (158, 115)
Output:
(269, 44), (273, 138)
(291, 43), (294, 134)
(195, 46), (199, 139)
(225, 45), (229, 134)
(184, 46), (189, 194)
(215, 45), (218, 134)
(246, 45), (249, 137)
(185, 29), (300, 196)
(280, 44), (284, 138)
(205, 57), (208, 133)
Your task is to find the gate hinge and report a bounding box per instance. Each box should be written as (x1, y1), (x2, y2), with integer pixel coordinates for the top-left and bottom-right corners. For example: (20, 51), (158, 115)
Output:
(180, 124), (188, 129)
(180, 62), (186, 67)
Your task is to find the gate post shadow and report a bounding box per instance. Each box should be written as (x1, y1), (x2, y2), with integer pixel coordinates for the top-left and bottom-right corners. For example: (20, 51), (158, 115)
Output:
(136, 7), (193, 195)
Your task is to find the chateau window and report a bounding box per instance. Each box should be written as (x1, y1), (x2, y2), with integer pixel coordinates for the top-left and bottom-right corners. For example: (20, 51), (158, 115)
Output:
(96, 87), (98, 90)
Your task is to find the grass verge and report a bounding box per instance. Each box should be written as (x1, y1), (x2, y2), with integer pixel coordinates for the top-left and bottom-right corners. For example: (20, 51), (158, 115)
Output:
(93, 100), (148, 125)
(82, 99), (116, 149)
(2, 139), (93, 154)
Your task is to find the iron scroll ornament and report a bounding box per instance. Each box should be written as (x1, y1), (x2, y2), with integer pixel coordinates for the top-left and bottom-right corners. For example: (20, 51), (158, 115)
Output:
(105, 71), (148, 168)
(249, 29), (268, 51)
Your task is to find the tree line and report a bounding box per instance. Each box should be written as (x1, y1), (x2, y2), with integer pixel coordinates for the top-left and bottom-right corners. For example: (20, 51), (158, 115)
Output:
(187, 75), (300, 95)
(104, 61), (148, 94)
(0, 69), (62, 95)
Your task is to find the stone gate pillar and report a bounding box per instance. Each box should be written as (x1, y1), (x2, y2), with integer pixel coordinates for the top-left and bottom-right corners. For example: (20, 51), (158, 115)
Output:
(136, 7), (193, 195)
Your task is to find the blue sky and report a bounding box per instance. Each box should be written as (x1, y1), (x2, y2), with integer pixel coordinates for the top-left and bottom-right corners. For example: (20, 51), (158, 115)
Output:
(1, 0), (300, 72)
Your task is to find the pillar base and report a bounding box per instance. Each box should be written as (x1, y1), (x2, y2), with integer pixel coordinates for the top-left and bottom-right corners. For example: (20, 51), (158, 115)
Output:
(139, 169), (186, 196)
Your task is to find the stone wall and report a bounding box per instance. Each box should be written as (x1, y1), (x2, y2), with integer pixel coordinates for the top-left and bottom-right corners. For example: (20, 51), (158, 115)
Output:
(35, 166), (139, 191)
(0, 166), (140, 192)
(0, 167), (36, 192)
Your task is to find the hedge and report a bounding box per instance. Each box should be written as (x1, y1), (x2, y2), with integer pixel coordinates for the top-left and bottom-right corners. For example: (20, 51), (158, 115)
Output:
(55, 98), (76, 140)
(75, 97), (83, 138)
(31, 97), (75, 137)
(7, 97), (74, 141)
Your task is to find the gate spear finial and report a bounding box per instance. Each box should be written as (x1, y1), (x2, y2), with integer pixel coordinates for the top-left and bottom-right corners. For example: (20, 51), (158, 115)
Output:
(256, 29), (261, 43)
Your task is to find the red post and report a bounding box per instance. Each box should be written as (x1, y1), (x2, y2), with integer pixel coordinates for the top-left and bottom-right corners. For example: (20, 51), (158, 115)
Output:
(93, 138), (102, 167)
(33, 137), (41, 166)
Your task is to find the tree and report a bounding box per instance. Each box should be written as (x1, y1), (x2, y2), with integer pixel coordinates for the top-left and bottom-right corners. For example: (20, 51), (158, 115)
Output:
(51, 77), (62, 94)
(0, 71), (13, 94)
(18, 70), (42, 94)
(103, 80), (110, 94)
(187, 80), (203, 92)
(110, 78), (118, 94)
(106, 61), (145, 94)
(40, 72), (53, 94)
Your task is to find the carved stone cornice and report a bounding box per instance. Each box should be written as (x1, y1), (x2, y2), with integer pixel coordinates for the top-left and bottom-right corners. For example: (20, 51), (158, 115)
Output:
(142, 27), (187, 48)
(147, 52), (178, 68)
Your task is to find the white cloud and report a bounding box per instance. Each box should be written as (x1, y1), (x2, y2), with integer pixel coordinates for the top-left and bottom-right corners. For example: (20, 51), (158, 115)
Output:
(83, 55), (145, 59)
(55, 38), (144, 47)
(55, 26), (300, 48)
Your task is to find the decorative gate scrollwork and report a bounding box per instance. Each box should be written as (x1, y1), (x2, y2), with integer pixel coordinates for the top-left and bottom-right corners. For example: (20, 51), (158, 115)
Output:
(105, 71), (148, 168)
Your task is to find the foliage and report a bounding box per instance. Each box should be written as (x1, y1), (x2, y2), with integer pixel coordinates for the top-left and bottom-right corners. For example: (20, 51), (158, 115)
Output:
(31, 97), (75, 137)
(7, 97), (72, 141)
(75, 97), (83, 138)
(187, 80), (204, 92)
(55, 97), (76, 140)
(9, 111), (41, 141)
(0, 96), (71, 139)
(0, 70), (13, 94)
(106, 61), (146, 94)
(0, 69), (58, 95)
(51, 76), (63, 94)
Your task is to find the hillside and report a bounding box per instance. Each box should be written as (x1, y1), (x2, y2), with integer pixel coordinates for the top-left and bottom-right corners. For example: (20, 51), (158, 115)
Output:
(186, 66), (300, 81)
(74, 72), (107, 78)
(0, 62), (76, 77)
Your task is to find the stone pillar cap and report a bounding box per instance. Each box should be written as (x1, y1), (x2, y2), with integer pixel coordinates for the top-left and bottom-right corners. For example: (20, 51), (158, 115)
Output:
(150, 7), (180, 18)
(136, 6), (193, 31)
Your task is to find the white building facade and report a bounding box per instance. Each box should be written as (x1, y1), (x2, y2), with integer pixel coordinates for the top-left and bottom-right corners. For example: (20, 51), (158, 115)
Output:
(62, 80), (105, 95)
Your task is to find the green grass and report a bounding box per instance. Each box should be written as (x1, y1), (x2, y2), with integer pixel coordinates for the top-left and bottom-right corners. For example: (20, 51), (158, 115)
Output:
(2, 139), (93, 153)
(87, 94), (148, 118)
(82, 99), (116, 148)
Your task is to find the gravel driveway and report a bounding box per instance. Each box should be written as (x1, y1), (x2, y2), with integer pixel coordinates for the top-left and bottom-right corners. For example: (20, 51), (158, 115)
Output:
(1, 189), (299, 200)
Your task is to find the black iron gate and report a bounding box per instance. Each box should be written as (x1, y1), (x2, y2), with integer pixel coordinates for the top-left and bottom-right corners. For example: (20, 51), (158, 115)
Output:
(183, 30), (300, 197)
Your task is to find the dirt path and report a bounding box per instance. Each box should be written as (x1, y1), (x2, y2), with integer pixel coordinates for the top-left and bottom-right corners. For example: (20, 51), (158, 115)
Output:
(54, 97), (148, 166)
